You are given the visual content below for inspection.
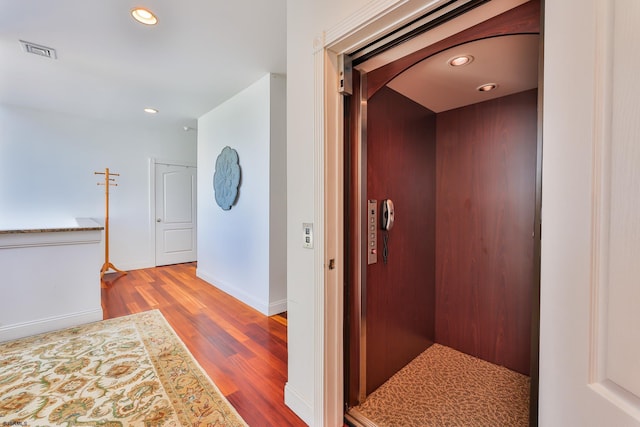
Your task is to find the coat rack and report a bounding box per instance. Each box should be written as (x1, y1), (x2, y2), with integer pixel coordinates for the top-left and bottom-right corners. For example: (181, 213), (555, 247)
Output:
(95, 168), (127, 279)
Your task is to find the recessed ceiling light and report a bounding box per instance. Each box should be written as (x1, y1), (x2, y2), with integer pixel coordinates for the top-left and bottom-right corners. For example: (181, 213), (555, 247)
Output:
(131, 8), (158, 25)
(448, 55), (473, 67)
(477, 83), (497, 92)
(144, 108), (158, 114)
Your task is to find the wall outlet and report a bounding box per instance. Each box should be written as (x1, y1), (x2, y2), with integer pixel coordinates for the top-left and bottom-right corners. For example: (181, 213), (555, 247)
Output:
(303, 223), (313, 249)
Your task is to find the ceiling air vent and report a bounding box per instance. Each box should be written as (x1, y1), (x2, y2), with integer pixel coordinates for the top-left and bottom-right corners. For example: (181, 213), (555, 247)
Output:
(20, 40), (57, 59)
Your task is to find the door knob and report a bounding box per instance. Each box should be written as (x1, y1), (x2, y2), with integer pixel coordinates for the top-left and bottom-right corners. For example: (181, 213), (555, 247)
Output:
(157, 218), (162, 222)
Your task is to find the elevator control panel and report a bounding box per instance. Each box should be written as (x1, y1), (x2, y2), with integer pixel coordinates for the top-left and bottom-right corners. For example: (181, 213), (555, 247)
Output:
(367, 199), (377, 264)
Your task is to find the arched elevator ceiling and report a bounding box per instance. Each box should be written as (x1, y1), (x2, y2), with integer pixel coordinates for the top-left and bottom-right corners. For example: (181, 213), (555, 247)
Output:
(386, 34), (539, 113)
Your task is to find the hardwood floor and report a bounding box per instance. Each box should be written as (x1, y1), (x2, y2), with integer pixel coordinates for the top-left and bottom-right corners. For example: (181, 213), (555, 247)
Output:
(101, 263), (307, 427)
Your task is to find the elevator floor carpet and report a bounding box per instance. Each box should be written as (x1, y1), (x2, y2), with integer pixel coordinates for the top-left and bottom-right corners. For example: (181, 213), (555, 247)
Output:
(352, 343), (530, 426)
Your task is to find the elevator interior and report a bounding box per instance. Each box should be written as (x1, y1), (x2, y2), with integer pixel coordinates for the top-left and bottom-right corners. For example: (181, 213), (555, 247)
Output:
(345, 1), (541, 425)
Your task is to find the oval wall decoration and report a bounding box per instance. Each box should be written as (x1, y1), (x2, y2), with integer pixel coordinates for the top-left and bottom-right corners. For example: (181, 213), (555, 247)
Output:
(213, 146), (241, 210)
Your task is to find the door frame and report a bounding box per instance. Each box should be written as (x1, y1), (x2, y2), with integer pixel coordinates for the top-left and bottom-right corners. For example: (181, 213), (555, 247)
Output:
(316, 0), (542, 425)
(149, 158), (197, 266)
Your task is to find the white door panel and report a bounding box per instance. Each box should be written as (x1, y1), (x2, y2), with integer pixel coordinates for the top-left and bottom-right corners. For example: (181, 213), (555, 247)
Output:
(162, 228), (194, 252)
(604, 0), (640, 400)
(163, 173), (194, 223)
(155, 164), (196, 266)
(541, 0), (640, 424)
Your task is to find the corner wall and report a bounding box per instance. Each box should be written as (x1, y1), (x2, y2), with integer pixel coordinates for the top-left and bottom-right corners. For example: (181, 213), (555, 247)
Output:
(197, 74), (287, 315)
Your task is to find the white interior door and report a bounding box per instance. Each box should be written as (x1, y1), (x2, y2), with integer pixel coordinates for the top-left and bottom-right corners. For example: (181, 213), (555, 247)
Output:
(540, 0), (640, 425)
(155, 163), (197, 266)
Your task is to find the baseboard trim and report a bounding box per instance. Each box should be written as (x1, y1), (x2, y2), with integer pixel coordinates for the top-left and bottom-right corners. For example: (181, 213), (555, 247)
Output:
(0, 308), (104, 342)
(111, 260), (154, 272)
(285, 382), (313, 425)
(196, 268), (271, 315)
(269, 298), (287, 315)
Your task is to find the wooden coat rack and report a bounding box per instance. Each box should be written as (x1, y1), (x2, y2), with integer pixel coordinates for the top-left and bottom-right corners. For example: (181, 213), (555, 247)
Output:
(95, 168), (127, 279)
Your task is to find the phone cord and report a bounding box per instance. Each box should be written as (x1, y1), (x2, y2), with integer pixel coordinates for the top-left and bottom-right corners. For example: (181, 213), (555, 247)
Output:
(382, 230), (389, 264)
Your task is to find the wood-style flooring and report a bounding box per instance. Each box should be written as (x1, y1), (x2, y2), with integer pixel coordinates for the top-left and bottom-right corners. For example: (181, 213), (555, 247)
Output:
(101, 263), (307, 427)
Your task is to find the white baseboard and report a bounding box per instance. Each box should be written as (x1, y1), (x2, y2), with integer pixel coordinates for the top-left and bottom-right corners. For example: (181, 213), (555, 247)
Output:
(196, 268), (274, 316)
(269, 298), (287, 315)
(0, 308), (104, 342)
(110, 259), (154, 272)
(285, 382), (313, 426)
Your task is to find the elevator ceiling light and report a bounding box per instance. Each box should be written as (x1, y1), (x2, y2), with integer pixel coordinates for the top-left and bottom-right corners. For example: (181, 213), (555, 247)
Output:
(131, 8), (158, 25)
(477, 83), (497, 92)
(448, 55), (473, 67)
(144, 107), (158, 114)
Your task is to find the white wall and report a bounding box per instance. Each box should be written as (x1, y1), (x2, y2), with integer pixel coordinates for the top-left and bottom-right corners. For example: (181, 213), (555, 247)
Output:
(0, 223), (103, 341)
(286, 2), (323, 421)
(286, 0), (372, 423)
(197, 73), (287, 316)
(270, 75), (288, 306)
(0, 103), (197, 270)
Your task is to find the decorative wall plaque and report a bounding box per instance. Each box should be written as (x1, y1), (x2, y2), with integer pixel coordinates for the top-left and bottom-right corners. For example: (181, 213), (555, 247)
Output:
(213, 146), (240, 210)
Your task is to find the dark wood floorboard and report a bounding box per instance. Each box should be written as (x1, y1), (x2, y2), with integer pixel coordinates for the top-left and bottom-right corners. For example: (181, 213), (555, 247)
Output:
(101, 262), (306, 427)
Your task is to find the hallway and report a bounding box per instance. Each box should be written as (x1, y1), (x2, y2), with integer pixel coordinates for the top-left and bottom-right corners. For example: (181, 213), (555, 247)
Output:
(101, 263), (306, 427)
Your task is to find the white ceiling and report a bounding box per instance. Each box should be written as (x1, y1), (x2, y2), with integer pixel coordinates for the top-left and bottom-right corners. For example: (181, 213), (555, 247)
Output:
(0, 0), (286, 130)
(387, 34), (539, 112)
(0, 1), (538, 130)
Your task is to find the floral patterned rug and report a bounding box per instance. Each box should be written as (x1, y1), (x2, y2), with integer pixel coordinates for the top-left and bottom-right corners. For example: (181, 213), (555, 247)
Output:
(0, 310), (247, 426)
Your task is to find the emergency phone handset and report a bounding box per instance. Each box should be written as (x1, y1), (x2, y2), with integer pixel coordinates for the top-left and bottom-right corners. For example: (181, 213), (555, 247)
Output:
(381, 199), (394, 231)
(381, 199), (394, 263)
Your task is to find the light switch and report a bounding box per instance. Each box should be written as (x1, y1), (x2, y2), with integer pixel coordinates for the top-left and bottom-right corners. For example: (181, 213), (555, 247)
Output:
(303, 223), (313, 249)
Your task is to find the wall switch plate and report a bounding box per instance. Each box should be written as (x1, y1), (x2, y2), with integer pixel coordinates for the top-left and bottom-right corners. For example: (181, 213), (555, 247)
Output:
(303, 223), (313, 249)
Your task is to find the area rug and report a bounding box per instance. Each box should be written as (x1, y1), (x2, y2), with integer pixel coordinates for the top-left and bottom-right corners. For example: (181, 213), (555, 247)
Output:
(0, 310), (247, 426)
(352, 343), (530, 426)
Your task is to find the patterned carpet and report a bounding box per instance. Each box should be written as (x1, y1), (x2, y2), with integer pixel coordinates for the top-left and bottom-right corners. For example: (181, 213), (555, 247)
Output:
(353, 343), (530, 426)
(0, 310), (247, 426)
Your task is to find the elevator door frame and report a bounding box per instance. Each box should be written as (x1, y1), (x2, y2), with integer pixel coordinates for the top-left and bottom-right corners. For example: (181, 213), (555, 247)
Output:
(342, 2), (543, 425)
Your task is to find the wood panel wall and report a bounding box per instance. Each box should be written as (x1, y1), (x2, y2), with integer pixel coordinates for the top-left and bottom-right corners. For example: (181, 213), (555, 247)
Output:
(435, 89), (537, 375)
(365, 86), (437, 394)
